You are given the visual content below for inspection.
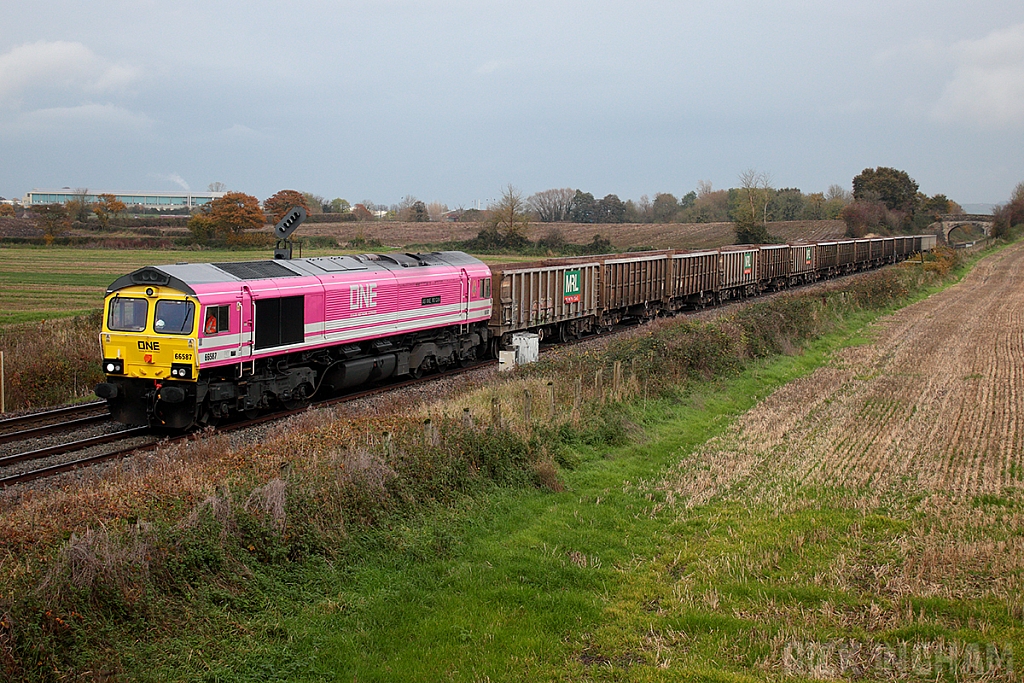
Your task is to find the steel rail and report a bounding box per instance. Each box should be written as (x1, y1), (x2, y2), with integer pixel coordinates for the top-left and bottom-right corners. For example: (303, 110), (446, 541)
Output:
(0, 414), (112, 446)
(0, 401), (107, 433)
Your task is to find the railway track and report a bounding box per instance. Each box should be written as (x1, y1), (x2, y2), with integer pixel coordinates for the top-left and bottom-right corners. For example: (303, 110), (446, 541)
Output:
(0, 401), (108, 442)
(0, 359), (495, 489)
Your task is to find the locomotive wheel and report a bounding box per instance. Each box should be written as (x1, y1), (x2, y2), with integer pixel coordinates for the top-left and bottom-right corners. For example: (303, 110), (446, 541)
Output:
(281, 383), (313, 411)
(198, 403), (220, 428)
(281, 396), (309, 411)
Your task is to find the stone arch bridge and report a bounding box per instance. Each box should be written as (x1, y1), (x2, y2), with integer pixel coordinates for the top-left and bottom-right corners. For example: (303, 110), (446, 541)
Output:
(929, 214), (994, 243)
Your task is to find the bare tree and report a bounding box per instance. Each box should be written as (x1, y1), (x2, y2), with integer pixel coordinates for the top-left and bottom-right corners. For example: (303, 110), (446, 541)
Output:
(208, 182), (227, 192)
(488, 184), (530, 240)
(697, 179), (714, 199)
(825, 184), (851, 202)
(426, 201), (448, 222)
(738, 169), (774, 225)
(66, 188), (91, 223)
(527, 188), (575, 222)
(302, 192), (325, 215)
(735, 169), (774, 244)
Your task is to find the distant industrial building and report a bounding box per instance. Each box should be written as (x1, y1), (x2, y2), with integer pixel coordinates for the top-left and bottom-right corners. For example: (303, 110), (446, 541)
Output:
(22, 189), (226, 210)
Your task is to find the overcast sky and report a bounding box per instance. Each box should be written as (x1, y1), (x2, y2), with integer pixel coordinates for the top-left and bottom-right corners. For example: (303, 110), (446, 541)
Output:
(1, 1), (1022, 208)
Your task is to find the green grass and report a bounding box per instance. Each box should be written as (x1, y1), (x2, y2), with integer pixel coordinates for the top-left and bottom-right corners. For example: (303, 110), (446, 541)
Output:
(0, 245), (556, 328)
(118, 314), (1010, 682)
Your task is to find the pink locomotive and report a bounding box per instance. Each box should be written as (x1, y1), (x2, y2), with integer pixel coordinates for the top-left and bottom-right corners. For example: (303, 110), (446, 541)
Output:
(95, 251), (493, 428)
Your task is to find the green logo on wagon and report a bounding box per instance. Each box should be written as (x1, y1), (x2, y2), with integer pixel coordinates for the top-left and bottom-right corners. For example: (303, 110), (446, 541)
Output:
(564, 269), (581, 304)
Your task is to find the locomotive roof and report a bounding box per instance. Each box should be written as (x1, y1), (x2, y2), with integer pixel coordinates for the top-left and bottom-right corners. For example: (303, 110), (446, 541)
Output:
(106, 251), (484, 294)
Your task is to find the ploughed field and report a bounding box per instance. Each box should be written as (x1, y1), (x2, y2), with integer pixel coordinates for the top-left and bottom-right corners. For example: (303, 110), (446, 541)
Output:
(285, 219), (847, 250)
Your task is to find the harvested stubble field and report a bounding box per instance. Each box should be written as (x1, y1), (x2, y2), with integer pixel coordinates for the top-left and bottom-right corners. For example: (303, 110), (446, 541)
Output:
(648, 241), (1024, 673)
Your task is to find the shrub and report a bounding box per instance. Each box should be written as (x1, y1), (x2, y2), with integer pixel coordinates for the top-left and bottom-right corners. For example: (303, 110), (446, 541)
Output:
(0, 314), (104, 409)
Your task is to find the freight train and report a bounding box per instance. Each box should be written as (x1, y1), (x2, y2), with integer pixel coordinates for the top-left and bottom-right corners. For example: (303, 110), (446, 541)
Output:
(95, 235), (937, 429)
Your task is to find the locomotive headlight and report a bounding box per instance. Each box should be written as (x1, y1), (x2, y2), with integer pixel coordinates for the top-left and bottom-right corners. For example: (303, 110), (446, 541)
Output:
(103, 359), (124, 374)
(170, 363), (192, 380)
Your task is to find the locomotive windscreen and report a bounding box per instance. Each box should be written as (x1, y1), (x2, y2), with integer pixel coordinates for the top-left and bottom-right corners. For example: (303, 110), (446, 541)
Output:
(255, 296), (305, 349)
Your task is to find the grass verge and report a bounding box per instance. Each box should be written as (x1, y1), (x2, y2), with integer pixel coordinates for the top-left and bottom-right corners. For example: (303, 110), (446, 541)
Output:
(3, 244), (1019, 681)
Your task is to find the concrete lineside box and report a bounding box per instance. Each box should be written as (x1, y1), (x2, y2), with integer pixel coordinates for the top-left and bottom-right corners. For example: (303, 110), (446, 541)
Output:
(498, 351), (517, 372)
(512, 332), (539, 366)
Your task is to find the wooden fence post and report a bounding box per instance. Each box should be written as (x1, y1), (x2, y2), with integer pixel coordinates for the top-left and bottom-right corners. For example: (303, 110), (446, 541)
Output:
(462, 407), (473, 429)
(523, 389), (532, 423)
(491, 396), (502, 428)
(547, 381), (555, 416)
(613, 360), (622, 399)
(573, 376), (582, 424)
(596, 368), (604, 404)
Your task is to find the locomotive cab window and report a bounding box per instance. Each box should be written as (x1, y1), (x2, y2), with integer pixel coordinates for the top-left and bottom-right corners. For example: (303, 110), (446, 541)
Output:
(203, 305), (230, 335)
(154, 300), (195, 335)
(108, 297), (148, 332)
(479, 277), (491, 299)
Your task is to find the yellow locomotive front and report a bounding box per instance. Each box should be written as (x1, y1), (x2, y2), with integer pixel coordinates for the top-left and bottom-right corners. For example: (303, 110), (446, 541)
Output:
(95, 282), (201, 428)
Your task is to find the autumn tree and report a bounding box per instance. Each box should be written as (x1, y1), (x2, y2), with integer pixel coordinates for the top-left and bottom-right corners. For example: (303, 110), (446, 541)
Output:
(351, 203), (374, 221)
(264, 190), (310, 224)
(31, 203), (71, 242)
(992, 181), (1024, 238)
(651, 193), (679, 223)
(65, 188), (91, 224)
(93, 193), (127, 229)
(852, 167), (919, 213)
(189, 191), (264, 242)
(0, 204), (16, 217)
